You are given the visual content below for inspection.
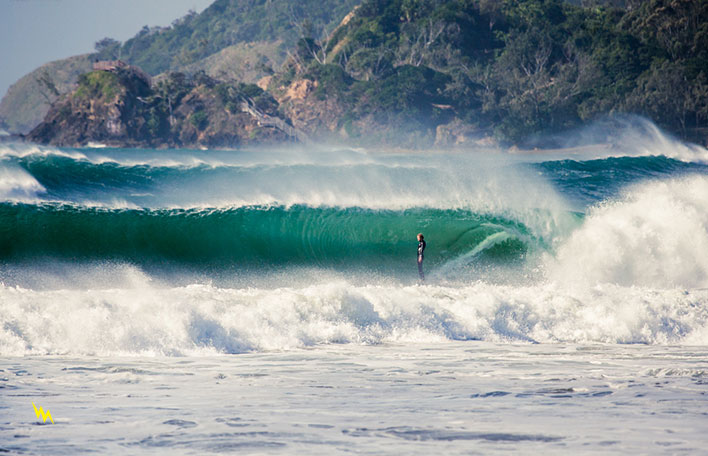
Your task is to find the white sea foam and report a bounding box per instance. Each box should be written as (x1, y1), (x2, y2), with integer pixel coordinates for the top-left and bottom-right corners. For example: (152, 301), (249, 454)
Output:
(2, 276), (707, 356)
(2, 125), (707, 357)
(550, 175), (708, 288)
(3, 127), (707, 455)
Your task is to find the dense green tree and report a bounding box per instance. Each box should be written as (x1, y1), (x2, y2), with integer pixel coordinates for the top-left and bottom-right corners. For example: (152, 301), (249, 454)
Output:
(94, 38), (121, 60)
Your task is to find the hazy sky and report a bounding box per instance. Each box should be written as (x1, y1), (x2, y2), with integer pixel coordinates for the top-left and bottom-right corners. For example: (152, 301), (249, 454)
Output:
(0, 0), (214, 99)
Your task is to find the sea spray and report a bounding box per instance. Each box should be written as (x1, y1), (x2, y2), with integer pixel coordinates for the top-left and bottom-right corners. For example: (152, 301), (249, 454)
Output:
(550, 175), (708, 288)
(4, 144), (568, 216)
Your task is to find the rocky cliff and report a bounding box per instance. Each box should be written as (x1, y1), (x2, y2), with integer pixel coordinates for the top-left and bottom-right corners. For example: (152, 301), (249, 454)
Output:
(28, 67), (297, 148)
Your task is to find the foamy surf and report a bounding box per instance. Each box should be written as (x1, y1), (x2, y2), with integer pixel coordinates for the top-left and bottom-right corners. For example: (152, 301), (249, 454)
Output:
(550, 175), (708, 289)
(3, 122), (708, 455)
(2, 280), (707, 356)
(1, 124), (707, 356)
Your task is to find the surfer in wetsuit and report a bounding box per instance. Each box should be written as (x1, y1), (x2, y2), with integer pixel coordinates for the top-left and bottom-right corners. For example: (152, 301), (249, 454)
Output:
(417, 233), (426, 281)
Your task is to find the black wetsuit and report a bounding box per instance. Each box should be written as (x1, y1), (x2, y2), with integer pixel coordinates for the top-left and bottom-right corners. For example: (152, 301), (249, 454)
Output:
(417, 240), (426, 280)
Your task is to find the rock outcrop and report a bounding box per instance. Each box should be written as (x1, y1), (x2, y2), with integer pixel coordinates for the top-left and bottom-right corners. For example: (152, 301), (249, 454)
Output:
(28, 67), (151, 147)
(28, 66), (298, 148)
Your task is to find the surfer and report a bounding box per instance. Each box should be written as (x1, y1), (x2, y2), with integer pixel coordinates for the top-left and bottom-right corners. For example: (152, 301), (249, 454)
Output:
(417, 233), (426, 281)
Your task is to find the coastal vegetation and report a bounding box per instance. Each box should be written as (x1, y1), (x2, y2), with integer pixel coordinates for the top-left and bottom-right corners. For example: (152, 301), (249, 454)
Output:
(275, 0), (708, 145)
(16, 0), (708, 147)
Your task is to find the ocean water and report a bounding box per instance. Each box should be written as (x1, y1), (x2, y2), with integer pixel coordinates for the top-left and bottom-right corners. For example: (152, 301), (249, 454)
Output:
(2, 121), (708, 454)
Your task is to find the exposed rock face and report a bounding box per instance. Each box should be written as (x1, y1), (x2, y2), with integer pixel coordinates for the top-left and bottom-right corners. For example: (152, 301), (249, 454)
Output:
(28, 65), (486, 149)
(28, 68), (295, 148)
(284, 79), (317, 100)
(28, 69), (151, 147)
(257, 76), (273, 91)
(262, 61), (472, 147)
(273, 78), (346, 139)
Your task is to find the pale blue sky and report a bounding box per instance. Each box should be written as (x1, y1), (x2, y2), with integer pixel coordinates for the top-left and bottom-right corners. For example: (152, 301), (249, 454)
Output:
(0, 0), (214, 99)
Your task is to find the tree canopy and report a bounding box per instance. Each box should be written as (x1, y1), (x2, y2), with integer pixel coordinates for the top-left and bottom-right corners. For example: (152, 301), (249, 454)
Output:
(282, 0), (708, 144)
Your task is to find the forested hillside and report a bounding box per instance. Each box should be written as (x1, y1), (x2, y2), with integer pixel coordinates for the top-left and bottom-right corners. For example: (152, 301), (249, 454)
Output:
(21, 0), (708, 147)
(271, 0), (708, 144)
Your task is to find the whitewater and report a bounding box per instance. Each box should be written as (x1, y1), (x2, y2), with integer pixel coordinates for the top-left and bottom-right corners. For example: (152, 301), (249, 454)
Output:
(2, 119), (708, 454)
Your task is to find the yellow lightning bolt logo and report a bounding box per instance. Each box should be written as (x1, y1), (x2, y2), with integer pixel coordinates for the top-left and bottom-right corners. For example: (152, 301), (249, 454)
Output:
(32, 402), (54, 424)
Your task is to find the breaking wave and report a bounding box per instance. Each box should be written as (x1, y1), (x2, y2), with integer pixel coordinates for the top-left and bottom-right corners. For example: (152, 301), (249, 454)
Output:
(2, 280), (707, 356)
(2, 124), (708, 355)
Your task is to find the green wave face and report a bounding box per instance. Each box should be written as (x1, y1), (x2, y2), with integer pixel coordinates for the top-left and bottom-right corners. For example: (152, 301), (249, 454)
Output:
(0, 204), (533, 271)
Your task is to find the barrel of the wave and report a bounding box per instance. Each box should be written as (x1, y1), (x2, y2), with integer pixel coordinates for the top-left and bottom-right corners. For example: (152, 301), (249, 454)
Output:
(0, 204), (532, 276)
